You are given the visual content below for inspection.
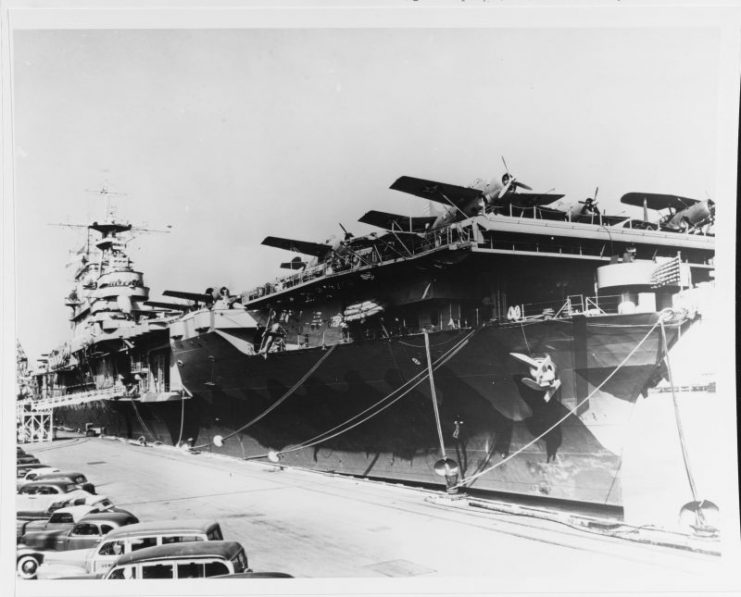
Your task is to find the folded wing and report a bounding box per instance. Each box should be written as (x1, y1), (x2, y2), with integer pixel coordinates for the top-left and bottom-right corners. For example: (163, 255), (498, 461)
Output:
(358, 210), (437, 232)
(262, 236), (334, 259)
(621, 192), (700, 211)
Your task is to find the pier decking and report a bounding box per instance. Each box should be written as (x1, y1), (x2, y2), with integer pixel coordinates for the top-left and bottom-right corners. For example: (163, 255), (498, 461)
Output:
(16, 434), (734, 593)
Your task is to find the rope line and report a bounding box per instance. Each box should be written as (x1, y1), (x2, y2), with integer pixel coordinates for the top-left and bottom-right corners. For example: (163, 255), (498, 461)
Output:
(245, 330), (475, 460)
(130, 399), (157, 443)
(661, 319), (699, 502)
(450, 310), (676, 491)
(193, 344), (338, 450)
(424, 331), (448, 460)
(176, 393), (186, 447)
(519, 320), (532, 354)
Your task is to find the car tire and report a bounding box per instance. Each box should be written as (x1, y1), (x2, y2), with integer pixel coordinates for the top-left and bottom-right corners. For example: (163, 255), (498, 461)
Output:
(17, 555), (41, 580)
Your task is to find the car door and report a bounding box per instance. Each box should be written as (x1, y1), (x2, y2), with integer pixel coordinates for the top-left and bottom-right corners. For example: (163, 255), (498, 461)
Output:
(90, 539), (125, 574)
(56, 522), (101, 551)
(22, 513), (74, 549)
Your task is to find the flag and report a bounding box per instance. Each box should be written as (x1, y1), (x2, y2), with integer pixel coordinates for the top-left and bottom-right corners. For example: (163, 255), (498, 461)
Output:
(650, 256), (681, 288)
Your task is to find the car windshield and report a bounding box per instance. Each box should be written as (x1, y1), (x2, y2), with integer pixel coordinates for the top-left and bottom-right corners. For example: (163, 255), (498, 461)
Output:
(232, 550), (248, 573)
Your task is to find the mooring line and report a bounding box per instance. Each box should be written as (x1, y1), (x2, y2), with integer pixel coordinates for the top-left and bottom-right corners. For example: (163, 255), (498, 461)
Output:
(450, 310), (677, 491)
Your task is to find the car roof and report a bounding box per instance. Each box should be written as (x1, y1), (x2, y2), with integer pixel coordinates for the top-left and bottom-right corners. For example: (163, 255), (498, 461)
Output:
(105, 519), (219, 539)
(36, 472), (85, 479)
(79, 511), (136, 524)
(51, 506), (95, 519)
(114, 541), (243, 566)
(25, 467), (59, 474)
(20, 481), (74, 489)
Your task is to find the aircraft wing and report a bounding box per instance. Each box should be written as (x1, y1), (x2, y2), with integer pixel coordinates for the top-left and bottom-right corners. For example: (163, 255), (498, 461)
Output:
(390, 176), (482, 208)
(611, 219), (658, 230)
(620, 192), (700, 211)
(262, 236), (333, 259)
(507, 193), (565, 208)
(596, 214), (631, 226)
(162, 290), (213, 302)
(358, 210), (436, 232)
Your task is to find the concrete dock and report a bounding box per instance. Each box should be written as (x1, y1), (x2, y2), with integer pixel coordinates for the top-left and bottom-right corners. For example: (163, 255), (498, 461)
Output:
(16, 435), (739, 593)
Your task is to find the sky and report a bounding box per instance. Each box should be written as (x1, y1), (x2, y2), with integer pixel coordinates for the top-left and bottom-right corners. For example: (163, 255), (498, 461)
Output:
(11, 27), (721, 362)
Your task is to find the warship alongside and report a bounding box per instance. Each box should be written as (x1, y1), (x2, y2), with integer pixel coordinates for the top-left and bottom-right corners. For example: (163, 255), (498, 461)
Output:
(20, 171), (716, 507)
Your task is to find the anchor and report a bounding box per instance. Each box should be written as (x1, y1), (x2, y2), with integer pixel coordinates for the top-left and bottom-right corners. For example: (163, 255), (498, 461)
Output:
(510, 353), (562, 402)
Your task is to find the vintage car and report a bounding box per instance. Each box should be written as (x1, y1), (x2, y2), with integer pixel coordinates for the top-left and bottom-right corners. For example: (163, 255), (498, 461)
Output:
(86, 519), (224, 575)
(59, 493), (132, 515)
(103, 541), (249, 579)
(17, 505), (95, 540)
(21, 511), (139, 551)
(17, 481), (92, 519)
(19, 467), (62, 481)
(17, 548), (44, 580)
(17, 468), (62, 490)
(25, 472), (96, 495)
(17, 463), (49, 479)
(17, 455), (41, 466)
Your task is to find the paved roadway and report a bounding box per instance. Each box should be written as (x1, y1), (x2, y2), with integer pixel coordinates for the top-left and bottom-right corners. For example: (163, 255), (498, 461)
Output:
(19, 436), (738, 592)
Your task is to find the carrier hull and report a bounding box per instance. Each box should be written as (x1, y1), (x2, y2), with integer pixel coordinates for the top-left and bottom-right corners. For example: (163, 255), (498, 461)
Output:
(53, 312), (684, 506)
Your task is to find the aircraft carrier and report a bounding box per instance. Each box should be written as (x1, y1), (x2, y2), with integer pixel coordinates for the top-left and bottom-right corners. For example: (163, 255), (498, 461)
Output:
(18, 169), (716, 510)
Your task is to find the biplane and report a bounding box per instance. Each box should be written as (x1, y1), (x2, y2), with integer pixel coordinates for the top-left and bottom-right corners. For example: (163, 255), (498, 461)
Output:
(387, 174), (564, 229)
(620, 192), (714, 233)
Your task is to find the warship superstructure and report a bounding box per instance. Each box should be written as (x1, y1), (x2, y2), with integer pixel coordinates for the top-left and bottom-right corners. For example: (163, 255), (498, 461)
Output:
(19, 202), (187, 442)
(21, 173), (716, 506)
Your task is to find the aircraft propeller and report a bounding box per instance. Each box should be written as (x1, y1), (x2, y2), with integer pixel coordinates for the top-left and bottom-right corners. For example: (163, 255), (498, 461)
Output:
(339, 223), (354, 242)
(578, 186), (600, 215)
(500, 156), (533, 195)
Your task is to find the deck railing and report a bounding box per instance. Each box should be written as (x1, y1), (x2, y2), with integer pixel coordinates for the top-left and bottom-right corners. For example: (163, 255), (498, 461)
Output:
(245, 225), (475, 303)
(513, 294), (625, 321)
(17, 384), (129, 413)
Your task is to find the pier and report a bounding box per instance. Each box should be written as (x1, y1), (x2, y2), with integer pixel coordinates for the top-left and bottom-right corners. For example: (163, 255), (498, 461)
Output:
(18, 434), (734, 593)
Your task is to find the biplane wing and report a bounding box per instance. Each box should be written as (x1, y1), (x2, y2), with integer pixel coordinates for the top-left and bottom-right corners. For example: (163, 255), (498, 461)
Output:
(568, 213), (630, 226)
(390, 176), (482, 208)
(620, 192), (700, 211)
(262, 236), (334, 259)
(611, 219), (658, 230)
(358, 210), (436, 232)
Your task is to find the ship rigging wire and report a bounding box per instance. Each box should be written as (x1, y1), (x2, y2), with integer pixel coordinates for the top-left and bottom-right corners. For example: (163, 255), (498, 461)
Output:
(660, 318), (704, 523)
(424, 330), (448, 461)
(448, 309), (680, 491)
(130, 398), (157, 443)
(242, 330), (475, 461)
(176, 391), (186, 447)
(190, 344), (339, 451)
